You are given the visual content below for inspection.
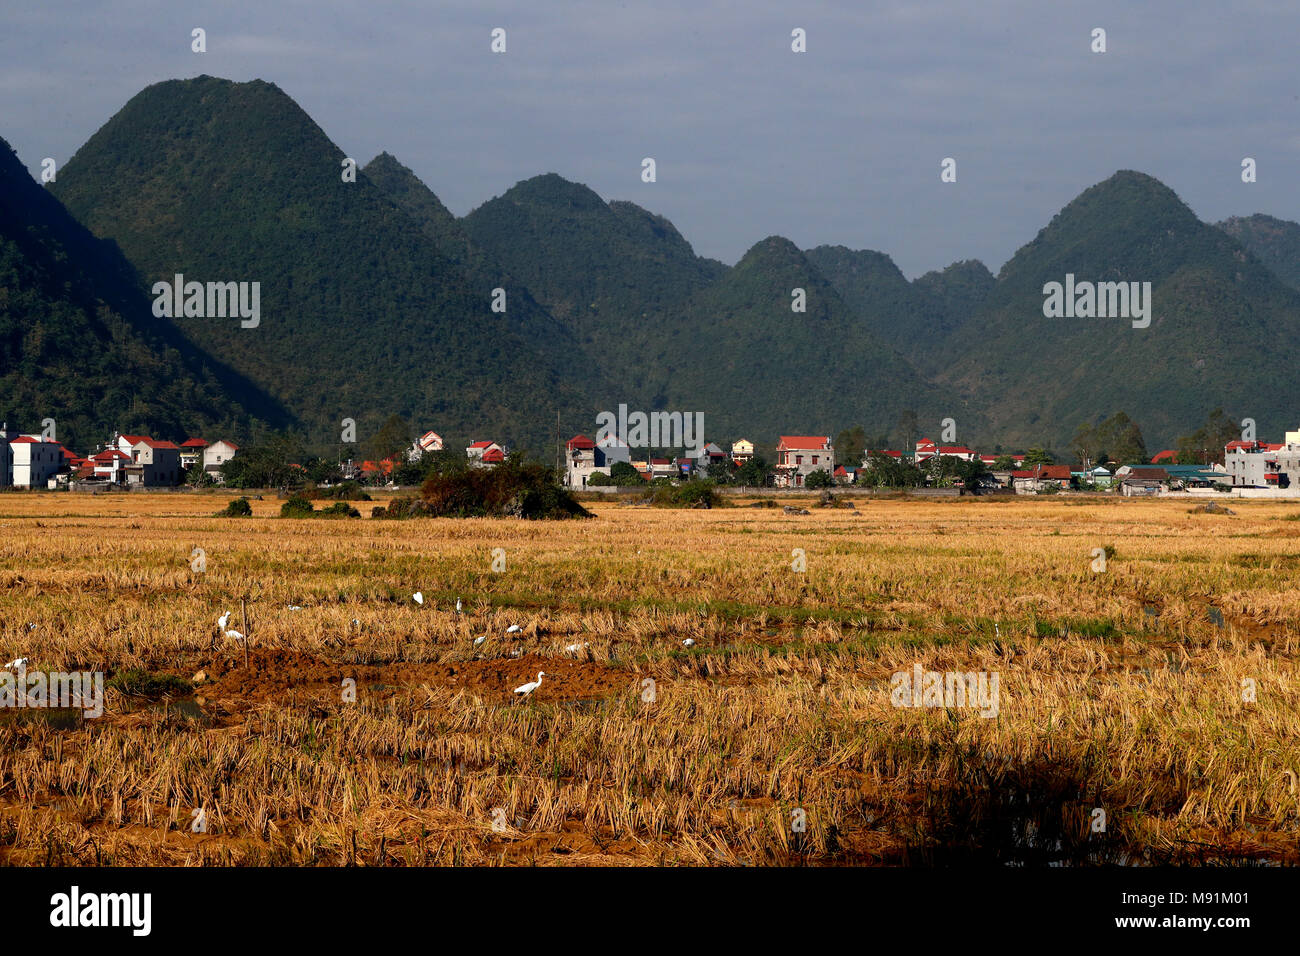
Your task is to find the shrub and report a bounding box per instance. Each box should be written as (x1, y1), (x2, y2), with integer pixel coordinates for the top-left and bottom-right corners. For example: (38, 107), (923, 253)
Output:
(216, 497), (252, 517)
(308, 481), (371, 501)
(317, 501), (361, 518)
(377, 459), (591, 520)
(279, 496), (315, 518)
(644, 480), (722, 509)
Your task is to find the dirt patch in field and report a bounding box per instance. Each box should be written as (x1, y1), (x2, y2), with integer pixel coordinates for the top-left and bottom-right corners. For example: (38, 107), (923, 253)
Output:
(179, 649), (635, 713)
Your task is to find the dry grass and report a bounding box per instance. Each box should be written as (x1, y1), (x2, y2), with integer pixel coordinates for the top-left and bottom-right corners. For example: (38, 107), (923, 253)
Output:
(0, 491), (1297, 865)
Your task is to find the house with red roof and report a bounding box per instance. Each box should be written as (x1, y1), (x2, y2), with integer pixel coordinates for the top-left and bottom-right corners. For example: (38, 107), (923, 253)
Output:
(1149, 449), (1177, 465)
(774, 436), (835, 488)
(1010, 464), (1073, 494)
(124, 438), (182, 486)
(8, 435), (62, 488)
(466, 440), (506, 467)
(407, 430), (444, 462)
(91, 448), (130, 484)
(1224, 431), (1300, 488)
(179, 437), (209, 470)
(564, 434), (605, 488)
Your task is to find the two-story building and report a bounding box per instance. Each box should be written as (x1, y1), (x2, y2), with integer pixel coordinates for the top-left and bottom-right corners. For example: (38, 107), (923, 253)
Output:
(179, 438), (209, 471)
(9, 436), (63, 488)
(731, 439), (754, 466)
(203, 440), (239, 482)
(125, 438), (182, 486)
(774, 436), (835, 488)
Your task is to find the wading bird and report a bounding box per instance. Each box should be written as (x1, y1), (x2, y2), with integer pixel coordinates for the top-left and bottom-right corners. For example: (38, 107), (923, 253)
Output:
(514, 672), (545, 698)
(413, 592), (424, 605)
(218, 611), (230, 630)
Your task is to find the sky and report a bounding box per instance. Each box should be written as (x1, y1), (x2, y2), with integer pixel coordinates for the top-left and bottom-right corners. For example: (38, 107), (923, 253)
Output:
(2, 0), (1297, 278)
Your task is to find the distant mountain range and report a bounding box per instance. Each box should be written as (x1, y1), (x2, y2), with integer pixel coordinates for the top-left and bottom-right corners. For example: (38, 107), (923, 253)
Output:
(1, 75), (1296, 456)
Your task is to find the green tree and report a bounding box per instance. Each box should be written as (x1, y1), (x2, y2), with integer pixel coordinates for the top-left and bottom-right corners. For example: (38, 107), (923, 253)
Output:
(608, 461), (643, 485)
(1175, 408), (1241, 465)
(834, 426), (867, 467)
(734, 456), (773, 487)
(365, 414), (412, 463)
(1023, 447), (1054, 467)
(220, 433), (304, 489)
(805, 469), (833, 489)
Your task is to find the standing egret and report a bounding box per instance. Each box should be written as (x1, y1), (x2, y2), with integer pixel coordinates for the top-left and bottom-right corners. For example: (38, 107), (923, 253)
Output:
(455, 598), (462, 613)
(473, 635), (487, 648)
(514, 672), (545, 697)
(413, 592), (424, 605)
(218, 611), (231, 630)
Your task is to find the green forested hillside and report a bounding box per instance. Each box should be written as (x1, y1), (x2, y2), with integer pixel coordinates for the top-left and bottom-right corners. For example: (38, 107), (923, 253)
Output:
(49, 76), (593, 455)
(462, 174), (726, 345)
(18, 75), (1300, 457)
(0, 135), (287, 452)
(937, 171), (1300, 449)
(647, 236), (944, 440)
(1216, 214), (1300, 291)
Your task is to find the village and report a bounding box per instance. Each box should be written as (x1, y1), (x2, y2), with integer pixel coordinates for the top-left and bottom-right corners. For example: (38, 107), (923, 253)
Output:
(4, 420), (1298, 499)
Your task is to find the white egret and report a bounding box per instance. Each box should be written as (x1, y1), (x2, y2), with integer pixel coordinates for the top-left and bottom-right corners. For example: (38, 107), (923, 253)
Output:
(682, 639), (696, 647)
(218, 611), (230, 630)
(224, 630), (245, 641)
(288, 605), (302, 611)
(514, 672), (545, 697)
(506, 624), (522, 634)
(473, 635), (487, 648)
(413, 592), (424, 605)
(4, 658), (27, 669)
(455, 598), (462, 613)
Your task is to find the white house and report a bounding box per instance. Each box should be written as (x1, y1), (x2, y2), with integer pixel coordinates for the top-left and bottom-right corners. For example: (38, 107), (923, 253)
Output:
(203, 440), (239, 481)
(408, 430), (444, 462)
(91, 448), (129, 484)
(9, 436), (62, 489)
(731, 439), (754, 466)
(565, 435), (604, 488)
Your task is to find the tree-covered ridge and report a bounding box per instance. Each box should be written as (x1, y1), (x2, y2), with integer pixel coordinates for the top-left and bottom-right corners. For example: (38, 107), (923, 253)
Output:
(1216, 214), (1300, 291)
(0, 135), (286, 451)
(934, 170), (1300, 450)
(462, 172), (725, 343)
(646, 235), (944, 439)
(49, 76), (594, 455)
